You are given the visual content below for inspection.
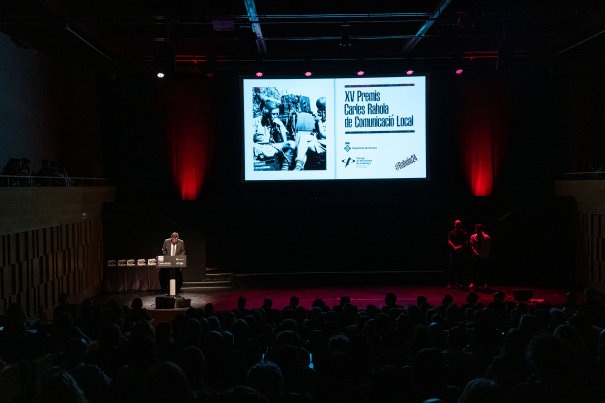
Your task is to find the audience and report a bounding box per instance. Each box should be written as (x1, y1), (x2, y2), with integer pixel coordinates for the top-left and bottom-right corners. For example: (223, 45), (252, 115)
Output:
(1, 157), (80, 186)
(1, 289), (604, 402)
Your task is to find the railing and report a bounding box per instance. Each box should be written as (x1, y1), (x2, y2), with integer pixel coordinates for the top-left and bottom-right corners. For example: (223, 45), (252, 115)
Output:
(563, 172), (605, 180)
(0, 175), (108, 187)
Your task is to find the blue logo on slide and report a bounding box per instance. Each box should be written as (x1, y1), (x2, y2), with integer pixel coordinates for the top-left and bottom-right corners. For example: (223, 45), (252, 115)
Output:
(344, 144), (351, 152)
(342, 157), (355, 167)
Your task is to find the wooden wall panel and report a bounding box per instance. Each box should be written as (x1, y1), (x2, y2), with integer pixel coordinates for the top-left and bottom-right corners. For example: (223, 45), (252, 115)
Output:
(0, 219), (105, 316)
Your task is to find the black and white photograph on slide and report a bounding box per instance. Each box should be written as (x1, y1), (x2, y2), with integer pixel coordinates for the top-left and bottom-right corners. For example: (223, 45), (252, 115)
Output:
(252, 87), (328, 172)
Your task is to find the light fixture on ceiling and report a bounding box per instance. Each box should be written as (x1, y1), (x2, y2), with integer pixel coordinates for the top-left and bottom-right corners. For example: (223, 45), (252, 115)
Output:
(154, 44), (175, 78)
(340, 25), (351, 47)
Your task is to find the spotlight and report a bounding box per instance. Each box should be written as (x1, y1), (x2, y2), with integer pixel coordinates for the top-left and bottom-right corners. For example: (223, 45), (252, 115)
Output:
(406, 70), (413, 75)
(256, 72), (263, 77)
(340, 25), (351, 47)
(154, 44), (175, 78)
(305, 71), (312, 77)
(357, 70), (364, 76)
(455, 69), (463, 75)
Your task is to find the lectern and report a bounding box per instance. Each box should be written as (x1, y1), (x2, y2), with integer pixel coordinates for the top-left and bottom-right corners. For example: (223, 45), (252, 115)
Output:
(156, 255), (186, 296)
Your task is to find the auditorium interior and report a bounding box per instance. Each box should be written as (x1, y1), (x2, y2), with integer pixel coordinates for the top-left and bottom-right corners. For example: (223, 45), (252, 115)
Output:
(1, 1), (605, 402)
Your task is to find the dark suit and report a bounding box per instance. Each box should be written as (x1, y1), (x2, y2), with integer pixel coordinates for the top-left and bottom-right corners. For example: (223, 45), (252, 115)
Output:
(160, 239), (185, 293)
(162, 239), (186, 256)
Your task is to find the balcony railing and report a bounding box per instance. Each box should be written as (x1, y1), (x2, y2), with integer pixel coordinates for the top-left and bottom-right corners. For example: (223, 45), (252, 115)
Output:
(0, 175), (108, 187)
(563, 172), (605, 180)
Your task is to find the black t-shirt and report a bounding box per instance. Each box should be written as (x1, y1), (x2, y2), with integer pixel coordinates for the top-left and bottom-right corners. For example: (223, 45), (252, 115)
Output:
(449, 229), (468, 250)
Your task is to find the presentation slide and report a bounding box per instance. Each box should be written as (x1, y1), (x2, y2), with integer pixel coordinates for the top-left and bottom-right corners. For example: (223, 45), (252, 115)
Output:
(242, 76), (427, 181)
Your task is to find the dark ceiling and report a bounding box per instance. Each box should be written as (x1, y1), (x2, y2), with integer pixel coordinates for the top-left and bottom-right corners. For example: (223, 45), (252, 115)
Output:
(2, 0), (605, 74)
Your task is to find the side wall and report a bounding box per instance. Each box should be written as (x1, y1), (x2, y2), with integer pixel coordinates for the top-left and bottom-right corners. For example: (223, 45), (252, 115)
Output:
(0, 32), (103, 177)
(555, 180), (605, 292)
(0, 188), (116, 316)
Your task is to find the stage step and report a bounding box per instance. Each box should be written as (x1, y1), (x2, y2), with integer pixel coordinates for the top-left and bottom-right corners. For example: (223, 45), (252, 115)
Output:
(182, 274), (232, 290)
(206, 273), (232, 281)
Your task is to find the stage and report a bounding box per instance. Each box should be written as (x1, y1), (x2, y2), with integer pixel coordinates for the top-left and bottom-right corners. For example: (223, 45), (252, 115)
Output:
(93, 285), (575, 324)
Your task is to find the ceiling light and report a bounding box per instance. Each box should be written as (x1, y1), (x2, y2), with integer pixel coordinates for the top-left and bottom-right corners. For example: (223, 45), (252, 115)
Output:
(455, 69), (463, 75)
(256, 72), (263, 77)
(305, 71), (312, 77)
(154, 44), (175, 78)
(340, 25), (351, 47)
(357, 70), (364, 76)
(406, 70), (414, 75)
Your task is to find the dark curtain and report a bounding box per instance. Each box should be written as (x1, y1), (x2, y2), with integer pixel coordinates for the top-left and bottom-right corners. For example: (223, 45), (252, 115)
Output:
(458, 75), (511, 196)
(159, 79), (216, 200)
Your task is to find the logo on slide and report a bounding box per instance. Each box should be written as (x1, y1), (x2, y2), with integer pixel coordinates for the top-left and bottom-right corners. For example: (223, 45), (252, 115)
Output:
(344, 143), (351, 152)
(394, 154), (418, 171)
(158, 256), (164, 263)
(342, 157), (355, 167)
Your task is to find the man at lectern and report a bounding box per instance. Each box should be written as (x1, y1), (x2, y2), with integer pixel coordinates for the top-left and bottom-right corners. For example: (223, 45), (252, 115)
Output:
(160, 232), (185, 295)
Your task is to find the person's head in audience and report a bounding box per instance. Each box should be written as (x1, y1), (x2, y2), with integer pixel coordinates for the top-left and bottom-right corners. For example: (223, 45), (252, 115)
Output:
(262, 297), (273, 310)
(445, 326), (469, 351)
(340, 295), (350, 306)
(205, 303), (214, 317)
(275, 329), (300, 347)
(202, 331), (226, 360)
(413, 348), (450, 393)
(62, 338), (88, 365)
(289, 296), (299, 308)
(294, 306), (306, 323)
(527, 334), (578, 383)
(132, 320), (155, 339)
(99, 323), (122, 349)
(554, 325), (588, 355)
(155, 322), (173, 341)
(208, 315), (221, 332)
(312, 298), (326, 309)
(126, 335), (157, 367)
(131, 297), (143, 310)
(329, 334), (350, 353)
(458, 378), (507, 403)
(237, 296), (247, 310)
(37, 369), (88, 403)
(550, 308), (567, 328)
(417, 295), (428, 307)
(565, 291), (578, 306)
(246, 361), (283, 403)
(177, 346), (206, 389)
(145, 361), (196, 403)
(494, 291), (505, 304)
(441, 294), (453, 307)
(218, 386), (269, 403)
(184, 307), (197, 320)
(385, 292), (397, 306)
(58, 293), (70, 305)
(278, 318), (297, 333)
(501, 328), (531, 357)
(466, 292), (479, 305)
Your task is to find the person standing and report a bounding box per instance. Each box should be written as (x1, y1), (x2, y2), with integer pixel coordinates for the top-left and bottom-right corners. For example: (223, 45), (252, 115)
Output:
(160, 232), (186, 295)
(448, 220), (468, 289)
(469, 224), (491, 289)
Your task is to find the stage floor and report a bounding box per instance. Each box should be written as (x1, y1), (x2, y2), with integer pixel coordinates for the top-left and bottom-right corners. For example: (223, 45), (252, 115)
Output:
(94, 285), (573, 314)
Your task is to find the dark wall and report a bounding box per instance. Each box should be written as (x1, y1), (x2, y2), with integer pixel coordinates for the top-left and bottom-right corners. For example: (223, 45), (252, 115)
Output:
(98, 65), (574, 285)
(0, 33), (103, 177)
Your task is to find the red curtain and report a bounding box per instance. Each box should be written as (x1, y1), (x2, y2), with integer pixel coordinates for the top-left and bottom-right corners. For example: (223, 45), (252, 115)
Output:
(160, 80), (216, 200)
(458, 75), (510, 196)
